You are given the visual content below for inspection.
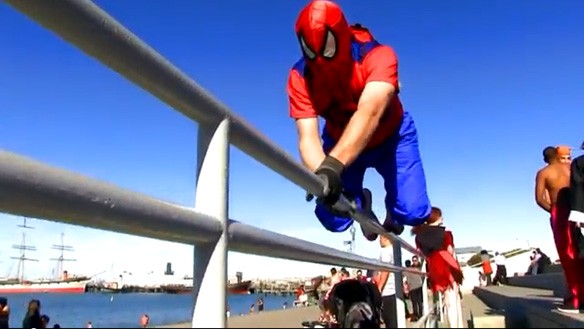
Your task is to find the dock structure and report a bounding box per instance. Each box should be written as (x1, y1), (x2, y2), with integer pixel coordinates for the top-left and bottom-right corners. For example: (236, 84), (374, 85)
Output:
(253, 280), (303, 296)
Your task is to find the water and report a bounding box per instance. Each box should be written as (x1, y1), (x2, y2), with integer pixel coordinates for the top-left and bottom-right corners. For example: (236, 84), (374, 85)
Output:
(3, 292), (296, 328)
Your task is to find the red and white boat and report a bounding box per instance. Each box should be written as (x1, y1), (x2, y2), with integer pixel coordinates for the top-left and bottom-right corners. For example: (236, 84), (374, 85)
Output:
(0, 275), (90, 294)
(0, 218), (90, 294)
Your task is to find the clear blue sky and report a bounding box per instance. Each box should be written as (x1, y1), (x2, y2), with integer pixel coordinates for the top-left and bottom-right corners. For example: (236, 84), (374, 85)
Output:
(1, 0), (583, 279)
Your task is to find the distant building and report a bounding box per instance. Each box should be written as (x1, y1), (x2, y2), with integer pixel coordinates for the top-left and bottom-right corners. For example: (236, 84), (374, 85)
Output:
(164, 262), (174, 276)
(454, 246), (483, 266)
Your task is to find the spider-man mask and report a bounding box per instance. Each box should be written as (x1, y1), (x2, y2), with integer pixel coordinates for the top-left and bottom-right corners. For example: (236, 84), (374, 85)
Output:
(295, 0), (353, 82)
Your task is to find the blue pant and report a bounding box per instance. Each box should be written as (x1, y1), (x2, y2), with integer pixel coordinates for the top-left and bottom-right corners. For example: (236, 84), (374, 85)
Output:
(315, 111), (432, 232)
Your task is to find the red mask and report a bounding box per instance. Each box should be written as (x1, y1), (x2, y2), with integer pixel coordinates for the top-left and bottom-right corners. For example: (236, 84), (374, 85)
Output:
(295, 1), (353, 83)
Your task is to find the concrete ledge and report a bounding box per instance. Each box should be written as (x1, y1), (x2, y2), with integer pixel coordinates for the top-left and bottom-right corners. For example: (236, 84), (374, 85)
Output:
(508, 272), (566, 298)
(542, 264), (564, 274)
(473, 285), (584, 328)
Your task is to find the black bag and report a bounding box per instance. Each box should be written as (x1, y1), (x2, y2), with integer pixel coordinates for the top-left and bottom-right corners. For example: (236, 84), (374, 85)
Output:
(327, 279), (382, 328)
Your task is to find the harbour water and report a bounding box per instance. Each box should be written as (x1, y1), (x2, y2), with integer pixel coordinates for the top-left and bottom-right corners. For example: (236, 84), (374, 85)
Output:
(3, 292), (296, 328)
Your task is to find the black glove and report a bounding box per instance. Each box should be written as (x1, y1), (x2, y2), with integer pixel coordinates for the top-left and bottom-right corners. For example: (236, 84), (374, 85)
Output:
(314, 155), (344, 205)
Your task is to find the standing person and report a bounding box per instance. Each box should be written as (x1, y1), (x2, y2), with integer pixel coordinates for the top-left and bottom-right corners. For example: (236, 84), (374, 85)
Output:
(569, 152), (584, 255)
(535, 145), (583, 313)
(492, 252), (508, 285)
(22, 299), (42, 329)
(570, 152), (584, 223)
(480, 251), (493, 286)
(257, 298), (264, 312)
(403, 260), (424, 321)
(413, 207), (464, 328)
(569, 151), (584, 223)
(287, 0), (433, 240)
(376, 235), (398, 328)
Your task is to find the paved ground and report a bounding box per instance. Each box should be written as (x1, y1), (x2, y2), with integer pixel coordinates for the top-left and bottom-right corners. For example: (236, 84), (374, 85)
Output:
(158, 293), (489, 328)
(157, 306), (321, 328)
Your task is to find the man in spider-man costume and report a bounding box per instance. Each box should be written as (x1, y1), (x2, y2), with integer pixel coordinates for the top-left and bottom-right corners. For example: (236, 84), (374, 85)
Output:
(287, 0), (432, 239)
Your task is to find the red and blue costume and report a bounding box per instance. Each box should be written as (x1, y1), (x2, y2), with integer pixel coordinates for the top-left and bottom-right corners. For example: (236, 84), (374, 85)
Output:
(287, 0), (432, 233)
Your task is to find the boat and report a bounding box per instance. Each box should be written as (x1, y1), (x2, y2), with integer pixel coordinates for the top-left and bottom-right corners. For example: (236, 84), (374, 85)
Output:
(0, 275), (90, 294)
(160, 271), (252, 295)
(160, 280), (253, 295)
(0, 218), (90, 294)
(228, 279), (253, 295)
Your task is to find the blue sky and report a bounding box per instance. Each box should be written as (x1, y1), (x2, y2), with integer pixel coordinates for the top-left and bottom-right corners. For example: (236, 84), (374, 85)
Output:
(1, 0), (583, 280)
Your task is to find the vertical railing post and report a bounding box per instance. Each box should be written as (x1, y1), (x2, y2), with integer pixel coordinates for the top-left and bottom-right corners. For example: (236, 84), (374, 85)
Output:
(191, 119), (230, 328)
(421, 260), (430, 327)
(393, 242), (406, 328)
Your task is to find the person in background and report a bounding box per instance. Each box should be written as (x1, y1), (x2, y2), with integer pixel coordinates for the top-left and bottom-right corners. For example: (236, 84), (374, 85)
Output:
(412, 207), (464, 328)
(140, 314), (149, 328)
(535, 145), (583, 313)
(376, 234), (398, 328)
(40, 314), (50, 328)
(0, 297), (9, 329)
(340, 267), (350, 279)
(328, 268), (340, 287)
(535, 248), (552, 274)
(257, 298), (264, 312)
(355, 269), (366, 281)
(22, 299), (42, 329)
(492, 252), (508, 285)
(86, 321), (93, 328)
(404, 260), (424, 321)
(402, 260), (412, 321)
(365, 269), (376, 284)
(480, 251), (493, 286)
(411, 255), (421, 269)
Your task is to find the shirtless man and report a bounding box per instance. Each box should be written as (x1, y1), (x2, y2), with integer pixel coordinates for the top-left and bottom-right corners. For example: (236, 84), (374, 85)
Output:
(535, 145), (583, 313)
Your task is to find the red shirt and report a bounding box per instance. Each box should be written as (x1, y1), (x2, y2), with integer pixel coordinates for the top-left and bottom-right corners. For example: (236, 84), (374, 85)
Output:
(287, 43), (404, 149)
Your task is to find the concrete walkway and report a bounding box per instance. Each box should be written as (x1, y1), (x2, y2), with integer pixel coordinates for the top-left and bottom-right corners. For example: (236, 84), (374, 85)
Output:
(158, 293), (495, 328)
(158, 306), (321, 328)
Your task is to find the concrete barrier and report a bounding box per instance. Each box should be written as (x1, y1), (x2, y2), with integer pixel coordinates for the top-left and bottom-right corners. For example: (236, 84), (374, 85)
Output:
(507, 273), (566, 298)
(473, 285), (584, 328)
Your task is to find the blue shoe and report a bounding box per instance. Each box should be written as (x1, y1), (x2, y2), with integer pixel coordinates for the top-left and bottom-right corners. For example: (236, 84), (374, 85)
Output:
(360, 188), (379, 241)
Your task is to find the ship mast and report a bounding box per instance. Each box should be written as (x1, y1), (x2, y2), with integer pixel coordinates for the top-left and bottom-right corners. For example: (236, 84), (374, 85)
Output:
(10, 218), (38, 282)
(50, 233), (76, 279)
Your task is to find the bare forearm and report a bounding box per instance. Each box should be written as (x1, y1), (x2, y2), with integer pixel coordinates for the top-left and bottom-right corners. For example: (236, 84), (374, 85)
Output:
(376, 272), (389, 292)
(299, 140), (326, 172)
(329, 109), (382, 166)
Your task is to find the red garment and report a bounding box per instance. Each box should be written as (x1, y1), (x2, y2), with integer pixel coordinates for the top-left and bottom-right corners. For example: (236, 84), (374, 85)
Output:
(419, 230), (463, 293)
(481, 260), (493, 275)
(551, 203), (584, 308)
(288, 1), (403, 150)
